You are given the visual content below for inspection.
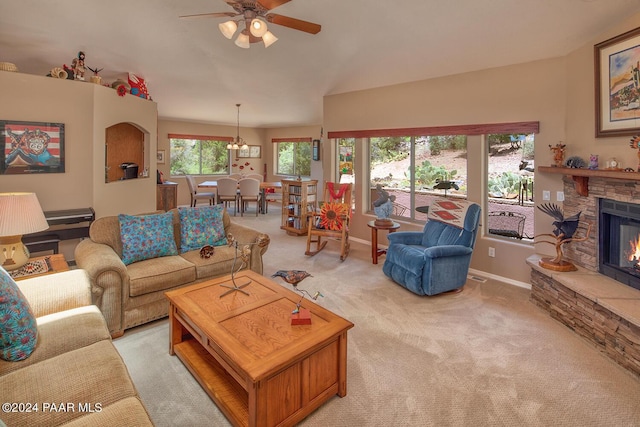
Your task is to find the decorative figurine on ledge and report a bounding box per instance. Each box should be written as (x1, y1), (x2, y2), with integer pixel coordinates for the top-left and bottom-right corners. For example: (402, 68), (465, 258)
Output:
(565, 156), (586, 169)
(372, 184), (395, 226)
(589, 154), (599, 170)
(71, 51), (86, 81)
(534, 203), (592, 272)
(87, 65), (103, 85)
(549, 143), (566, 167)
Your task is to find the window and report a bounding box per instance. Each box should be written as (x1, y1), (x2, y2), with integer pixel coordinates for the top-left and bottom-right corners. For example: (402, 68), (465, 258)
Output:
(169, 135), (231, 176)
(337, 138), (355, 183)
(329, 121), (539, 240)
(275, 139), (311, 177)
(369, 135), (467, 221)
(486, 133), (535, 240)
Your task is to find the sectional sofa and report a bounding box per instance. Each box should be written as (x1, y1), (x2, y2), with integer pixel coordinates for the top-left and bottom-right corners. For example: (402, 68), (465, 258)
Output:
(0, 268), (153, 427)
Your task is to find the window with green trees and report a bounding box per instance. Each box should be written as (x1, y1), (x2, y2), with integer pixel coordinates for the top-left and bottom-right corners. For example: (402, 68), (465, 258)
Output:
(276, 141), (311, 177)
(169, 136), (230, 176)
(370, 135), (467, 221)
(486, 133), (535, 241)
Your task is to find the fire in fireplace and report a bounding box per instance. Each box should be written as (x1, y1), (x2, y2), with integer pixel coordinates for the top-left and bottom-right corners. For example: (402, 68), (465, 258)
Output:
(599, 198), (640, 291)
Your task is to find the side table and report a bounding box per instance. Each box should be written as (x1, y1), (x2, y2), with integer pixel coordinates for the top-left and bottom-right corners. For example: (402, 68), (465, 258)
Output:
(367, 220), (400, 264)
(11, 254), (69, 281)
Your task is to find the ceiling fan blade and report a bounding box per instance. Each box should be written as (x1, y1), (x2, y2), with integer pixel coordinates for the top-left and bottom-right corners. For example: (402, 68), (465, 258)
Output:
(266, 13), (321, 34)
(257, 0), (291, 10)
(179, 12), (238, 19)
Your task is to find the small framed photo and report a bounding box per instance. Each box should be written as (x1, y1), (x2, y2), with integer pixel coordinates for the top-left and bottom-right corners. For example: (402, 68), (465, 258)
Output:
(595, 26), (640, 137)
(157, 149), (166, 164)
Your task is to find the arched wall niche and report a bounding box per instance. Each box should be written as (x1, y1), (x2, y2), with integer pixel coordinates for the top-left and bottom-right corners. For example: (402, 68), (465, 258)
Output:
(105, 122), (150, 182)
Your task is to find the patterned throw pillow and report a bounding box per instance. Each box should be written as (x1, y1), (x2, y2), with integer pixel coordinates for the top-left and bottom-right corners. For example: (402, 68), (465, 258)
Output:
(0, 266), (38, 361)
(119, 211), (178, 265)
(179, 205), (227, 253)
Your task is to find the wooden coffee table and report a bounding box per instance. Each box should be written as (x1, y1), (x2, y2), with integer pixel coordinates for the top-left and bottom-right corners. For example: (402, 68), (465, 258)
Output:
(165, 270), (354, 427)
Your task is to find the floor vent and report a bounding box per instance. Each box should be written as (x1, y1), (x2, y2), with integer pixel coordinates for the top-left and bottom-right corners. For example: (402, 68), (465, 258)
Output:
(468, 275), (487, 283)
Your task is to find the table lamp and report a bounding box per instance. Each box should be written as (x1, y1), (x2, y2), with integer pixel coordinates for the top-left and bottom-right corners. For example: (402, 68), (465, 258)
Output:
(0, 192), (49, 271)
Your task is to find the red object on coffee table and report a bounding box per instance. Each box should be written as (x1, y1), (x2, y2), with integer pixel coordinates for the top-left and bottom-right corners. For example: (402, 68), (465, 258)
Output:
(291, 309), (312, 325)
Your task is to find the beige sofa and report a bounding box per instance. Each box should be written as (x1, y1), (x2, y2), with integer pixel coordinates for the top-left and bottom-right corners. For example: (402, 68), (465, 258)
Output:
(0, 269), (153, 427)
(74, 208), (269, 337)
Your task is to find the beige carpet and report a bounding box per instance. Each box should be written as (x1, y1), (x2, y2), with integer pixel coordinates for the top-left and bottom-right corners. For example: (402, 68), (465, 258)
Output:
(114, 207), (640, 426)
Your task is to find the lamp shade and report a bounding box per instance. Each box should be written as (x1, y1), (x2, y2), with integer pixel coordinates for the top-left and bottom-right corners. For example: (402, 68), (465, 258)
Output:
(0, 192), (48, 236)
(235, 32), (250, 49)
(262, 31), (278, 48)
(0, 192), (48, 271)
(250, 18), (268, 38)
(219, 20), (238, 39)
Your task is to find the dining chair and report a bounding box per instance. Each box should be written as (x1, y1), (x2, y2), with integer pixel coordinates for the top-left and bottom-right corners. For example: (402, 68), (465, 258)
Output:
(217, 177), (239, 215)
(245, 173), (264, 182)
(238, 178), (261, 217)
(185, 175), (216, 207)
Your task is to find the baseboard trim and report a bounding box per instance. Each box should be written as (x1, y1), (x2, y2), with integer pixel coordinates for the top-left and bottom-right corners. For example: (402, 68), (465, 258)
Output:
(468, 268), (531, 290)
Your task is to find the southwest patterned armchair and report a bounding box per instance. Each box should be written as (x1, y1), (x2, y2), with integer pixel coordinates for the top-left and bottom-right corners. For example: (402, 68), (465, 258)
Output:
(382, 199), (481, 296)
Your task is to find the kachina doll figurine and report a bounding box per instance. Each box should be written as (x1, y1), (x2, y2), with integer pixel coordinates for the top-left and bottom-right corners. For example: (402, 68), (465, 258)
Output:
(549, 143), (566, 167)
(71, 51), (86, 81)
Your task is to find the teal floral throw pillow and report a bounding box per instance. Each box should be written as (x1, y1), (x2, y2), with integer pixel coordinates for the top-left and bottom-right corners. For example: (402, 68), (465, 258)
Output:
(179, 205), (227, 253)
(0, 266), (38, 361)
(118, 212), (178, 265)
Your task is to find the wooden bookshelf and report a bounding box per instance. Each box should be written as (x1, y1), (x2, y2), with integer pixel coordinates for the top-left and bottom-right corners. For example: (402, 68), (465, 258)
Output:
(281, 179), (318, 236)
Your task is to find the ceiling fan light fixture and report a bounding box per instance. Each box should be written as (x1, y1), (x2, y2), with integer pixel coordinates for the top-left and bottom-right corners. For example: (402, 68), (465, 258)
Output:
(218, 20), (238, 39)
(235, 31), (250, 49)
(249, 18), (268, 38)
(262, 31), (278, 48)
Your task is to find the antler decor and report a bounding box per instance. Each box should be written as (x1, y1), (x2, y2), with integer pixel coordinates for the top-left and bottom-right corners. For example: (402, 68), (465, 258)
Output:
(219, 232), (270, 297)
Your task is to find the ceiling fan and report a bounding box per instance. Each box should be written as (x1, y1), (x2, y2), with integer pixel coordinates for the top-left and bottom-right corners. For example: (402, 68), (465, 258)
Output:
(180, 0), (321, 48)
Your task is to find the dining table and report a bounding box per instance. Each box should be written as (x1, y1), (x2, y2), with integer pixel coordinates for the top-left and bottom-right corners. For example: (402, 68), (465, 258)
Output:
(199, 180), (282, 214)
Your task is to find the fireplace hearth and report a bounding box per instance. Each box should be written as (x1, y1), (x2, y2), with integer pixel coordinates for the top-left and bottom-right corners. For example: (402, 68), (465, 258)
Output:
(599, 198), (640, 291)
(529, 173), (640, 379)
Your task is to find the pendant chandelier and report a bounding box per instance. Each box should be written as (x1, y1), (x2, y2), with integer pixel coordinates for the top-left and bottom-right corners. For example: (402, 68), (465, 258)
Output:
(227, 104), (249, 150)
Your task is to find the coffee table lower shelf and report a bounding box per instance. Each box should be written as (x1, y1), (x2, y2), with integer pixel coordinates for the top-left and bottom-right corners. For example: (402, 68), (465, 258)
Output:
(174, 339), (249, 426)
(173, 334), (346, 427)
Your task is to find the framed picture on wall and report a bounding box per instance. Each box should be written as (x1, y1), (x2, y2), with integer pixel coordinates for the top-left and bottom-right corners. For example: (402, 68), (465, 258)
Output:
(0, 120), (65, 174)
(157, 149), (166, 164)
(238, 145), (261, 158)
(595, 26), (640, 137)
(312, 139), (320, 161)
(249, 145), (261, 158)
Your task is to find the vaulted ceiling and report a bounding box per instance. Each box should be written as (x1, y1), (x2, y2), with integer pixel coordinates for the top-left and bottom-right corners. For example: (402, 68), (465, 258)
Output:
(2, 0), (639, 127)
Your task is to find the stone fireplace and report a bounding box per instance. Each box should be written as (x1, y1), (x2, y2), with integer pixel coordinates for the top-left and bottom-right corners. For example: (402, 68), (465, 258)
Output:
(528, 170), (640, 378)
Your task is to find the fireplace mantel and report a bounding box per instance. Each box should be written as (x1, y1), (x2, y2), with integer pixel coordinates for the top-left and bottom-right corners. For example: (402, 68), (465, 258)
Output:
(538, 166), (640, 196)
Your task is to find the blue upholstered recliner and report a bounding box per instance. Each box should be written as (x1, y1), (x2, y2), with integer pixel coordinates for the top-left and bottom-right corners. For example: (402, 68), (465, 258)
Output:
(382, 199), (481, 296)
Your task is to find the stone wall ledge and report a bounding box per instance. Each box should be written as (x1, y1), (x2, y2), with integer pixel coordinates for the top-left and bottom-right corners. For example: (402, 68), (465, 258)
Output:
(527, 254), (640, 327)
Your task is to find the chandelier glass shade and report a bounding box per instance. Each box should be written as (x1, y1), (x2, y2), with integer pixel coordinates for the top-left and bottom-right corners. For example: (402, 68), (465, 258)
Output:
(218, 20), (238, 39)
(250, 18), (268, 38)
(262, 31), (278, 48)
